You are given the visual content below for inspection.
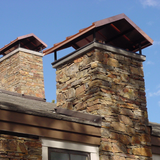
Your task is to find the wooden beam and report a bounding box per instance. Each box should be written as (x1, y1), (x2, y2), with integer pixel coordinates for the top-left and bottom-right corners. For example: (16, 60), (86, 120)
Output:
(0, 121), (100, 145)
(151, 136), (160, 146)
(152, 146), (160, 154)
(110, 23), (133, 44)
(0, 109), (101, 137)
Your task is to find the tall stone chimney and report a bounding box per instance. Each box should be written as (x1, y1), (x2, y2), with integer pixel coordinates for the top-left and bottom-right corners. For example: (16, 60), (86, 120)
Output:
(44, 14), (153, 160)
(0, 34), (47, 98)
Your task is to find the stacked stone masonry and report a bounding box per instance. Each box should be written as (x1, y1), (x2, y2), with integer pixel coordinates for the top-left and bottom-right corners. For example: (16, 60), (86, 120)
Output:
(56, 48), (152, 160)
(0, 134), (42, 160)
(0, 51), (45, 98)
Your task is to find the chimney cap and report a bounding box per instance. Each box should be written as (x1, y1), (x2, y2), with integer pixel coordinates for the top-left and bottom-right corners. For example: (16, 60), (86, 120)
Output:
(0, 33), (47, 55)
(44, 13), (153, 55)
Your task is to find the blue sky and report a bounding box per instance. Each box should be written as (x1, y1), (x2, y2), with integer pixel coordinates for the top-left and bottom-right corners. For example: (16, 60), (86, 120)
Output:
(0, 0), (160, 123)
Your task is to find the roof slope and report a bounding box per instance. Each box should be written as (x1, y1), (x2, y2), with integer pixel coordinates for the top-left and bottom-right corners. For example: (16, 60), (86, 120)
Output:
(0, 91), (56, 117)
(44, 13), (153, 55)
(0, 91), (101, 126)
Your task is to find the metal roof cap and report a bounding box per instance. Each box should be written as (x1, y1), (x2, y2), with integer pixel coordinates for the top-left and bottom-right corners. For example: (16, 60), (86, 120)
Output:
(0, 33), (47, 55)
(44, 13), (153, 56)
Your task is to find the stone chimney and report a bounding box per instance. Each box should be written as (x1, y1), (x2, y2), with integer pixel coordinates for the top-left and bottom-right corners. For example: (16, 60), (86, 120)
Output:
(44, 14), (153, 160)
(0, 34), (47, 98)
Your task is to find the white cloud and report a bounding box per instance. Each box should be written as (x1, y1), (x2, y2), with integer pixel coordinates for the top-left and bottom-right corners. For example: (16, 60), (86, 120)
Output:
(149, 90), (160, 97)
(140, 0), (160, 7)
(145, 61), (154, 65)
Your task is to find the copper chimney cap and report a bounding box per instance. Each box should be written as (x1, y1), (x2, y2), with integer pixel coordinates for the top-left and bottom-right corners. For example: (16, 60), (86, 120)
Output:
(44, 13), (153, 56)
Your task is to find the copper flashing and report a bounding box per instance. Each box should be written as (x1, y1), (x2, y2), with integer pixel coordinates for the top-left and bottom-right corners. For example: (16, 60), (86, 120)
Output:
(44, 13), (153, 55)
(0, 33), (47, 55)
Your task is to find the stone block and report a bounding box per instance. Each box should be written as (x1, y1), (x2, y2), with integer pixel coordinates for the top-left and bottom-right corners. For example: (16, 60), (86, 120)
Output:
(107, 58), (119, 68)
(103, 53), (109, 64)
(87, 104), (102, 112)
(97, 108), (113, 116)
(130, 66), (143, 76)
(111, 122), (127, 133)
(110, 132), (119, 140)
(71, 79), (83, 87)
(86, 87), (99, 95)
(66, 88), (75, 99)
(118, 115), (133, 126)
(94, 51), (104, 62)
(119, 134), (131, 145)
(82, 55), (93, 66)
(91, 62), (98, 68)
(112, 142), (127, 153)
(87, 99), (101, 106)
(100, 142), (112, 151)
(75, 102), (87, 111)
(18, 142), (27, 153)
(25, 141), (42, 148)
(65, 63), (79, 77)
(56, 72), (64, 82)
(120, 108), (134, 117)
(140, 134), (151, 143)
(100, 155), (110, 160)
(101, 128), (110, 138)
(62, 102), (73, 110)
(131, 136), (141, 145)
(74, 57), (83, 63)
(77, 70), (88, 79)
(91, 74), (109, 81)
(123, 88), (136, 100)
(132, 147), (152, 157)
(120, 74), (128, 82)
(112, 155), (126, 160)
(87, 50), (94, 57)
(89, 80), (111, 89)
(76, 85), (85, 97)
(57, 93), (65, 102)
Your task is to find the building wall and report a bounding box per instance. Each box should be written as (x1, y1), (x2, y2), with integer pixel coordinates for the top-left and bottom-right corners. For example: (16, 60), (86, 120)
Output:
(56, 46), (152, 159)
(0, 49), (45, 98)
(0, 134), (42, 160)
